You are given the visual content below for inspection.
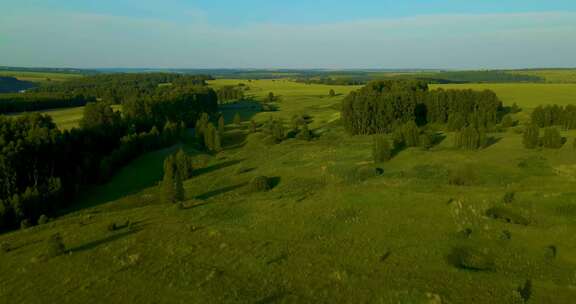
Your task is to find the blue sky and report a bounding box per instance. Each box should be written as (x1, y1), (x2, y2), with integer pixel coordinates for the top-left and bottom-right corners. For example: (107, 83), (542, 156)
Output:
(1, 1), (576, 68)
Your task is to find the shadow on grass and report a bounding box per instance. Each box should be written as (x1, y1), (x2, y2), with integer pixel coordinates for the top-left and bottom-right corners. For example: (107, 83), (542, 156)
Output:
(196, 182), (248, 200)
(68, 228), (141, 253)
(194, 159), (244, 176)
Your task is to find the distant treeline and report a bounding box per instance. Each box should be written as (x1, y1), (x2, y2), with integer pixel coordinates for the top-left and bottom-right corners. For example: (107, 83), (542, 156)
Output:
(0, 76), (36, 93)
(429, 71), (544, 83)
(294, 77), (367, 86)
(0, 78), (218, 230)
(32, 73), (214, 103)
(341, 80), (503, 135)
(0, 93), (94, 114)
(216, 85), (245, 104)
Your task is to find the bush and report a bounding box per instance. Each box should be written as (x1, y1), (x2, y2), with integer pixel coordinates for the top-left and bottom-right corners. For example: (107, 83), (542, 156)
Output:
(38, 214), (49, 225)
(450, 246), (494, 271)
(20, 219), (32, 230)
(502, 192), (515, 204)
(250, 176), (272, 192)
(1, 241), (11, 253)
(107, 220), (132, 232)
(448, 165), (477, 186)
(45, 233), (66, 258)
(486, 207), (530, 225)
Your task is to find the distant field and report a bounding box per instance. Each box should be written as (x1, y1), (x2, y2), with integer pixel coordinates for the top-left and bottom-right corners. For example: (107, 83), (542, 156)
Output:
(0, 70), (81, 83)
(509, 69), (576, 83)
(433, 83), (576, 109)
(12, 105), (122, 130)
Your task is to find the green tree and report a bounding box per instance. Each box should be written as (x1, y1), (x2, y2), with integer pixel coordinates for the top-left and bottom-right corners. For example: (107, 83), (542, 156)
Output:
(218, 115), (225, 133)
(373, 135), (393, 163)
(214, 131), (223, 152)
(329, 89), (336, 97)
(296, 124), (312, 141)
(267, 92), (275, 102)
(455, 127), (486, 150)
(80, 102), (122, 130)
(541, 127), (563, 149)
(523, 124), (540, 149)
(501, 115), (515, 128)
(161, 155), (184, 203)
(401, 121), (420, 147)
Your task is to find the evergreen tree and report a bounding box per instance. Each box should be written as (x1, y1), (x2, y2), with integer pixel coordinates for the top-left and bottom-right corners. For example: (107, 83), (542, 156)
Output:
(174, 149), (192, 180)
(523, 124), (540, 149)
(203, 123), (216, 151)
(541, 127), (563, 149)
(373, 135), (393, 163)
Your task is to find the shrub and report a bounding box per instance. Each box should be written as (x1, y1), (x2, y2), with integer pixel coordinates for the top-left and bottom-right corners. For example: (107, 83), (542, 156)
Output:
(450, 246), (494, 271)
(296, 124), (312, 141)
(329, 89), (336, 97)
(108, 220), (132, 232)
(372, 135), (393, 163)
(45, 233), (66, 258)
(250, 176), (272, 192)
(38, 214), (49, 225)
(1, 241), (11, 253)
(486, 207), (530, 225)
(448, 165), (477, 186)
(20, 219), (32, 229)
(501, 115), (515, 128)
(502, 192), (515, 204)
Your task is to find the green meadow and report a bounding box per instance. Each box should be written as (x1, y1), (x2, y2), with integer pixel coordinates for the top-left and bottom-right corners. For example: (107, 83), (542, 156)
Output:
(0, 70), (81, 83)
(2, 79), (576, 303)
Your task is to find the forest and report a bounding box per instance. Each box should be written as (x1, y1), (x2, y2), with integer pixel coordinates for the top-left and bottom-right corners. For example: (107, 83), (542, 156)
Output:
(0, 74), (218, 230)
(341, 80), (503, 135)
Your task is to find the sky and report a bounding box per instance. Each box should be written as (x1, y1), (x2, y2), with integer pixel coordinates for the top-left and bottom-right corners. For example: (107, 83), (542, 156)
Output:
(1, 0), (575, 69)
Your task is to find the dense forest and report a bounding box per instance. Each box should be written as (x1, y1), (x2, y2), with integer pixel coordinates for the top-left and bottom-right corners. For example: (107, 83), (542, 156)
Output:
(0, 93), (94, 114)
(0, 76), (35, 93)
(0, 75), (218, 231)
(341, 80), (503, 135)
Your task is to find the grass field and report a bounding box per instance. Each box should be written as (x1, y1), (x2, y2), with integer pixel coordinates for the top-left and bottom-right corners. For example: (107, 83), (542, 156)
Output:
(433, 83), (576, 109)
(2, 79), (576, 303)
(509, 69), (576, 83)
(11, 105), (122, 130)
(0, 70), (81, 83)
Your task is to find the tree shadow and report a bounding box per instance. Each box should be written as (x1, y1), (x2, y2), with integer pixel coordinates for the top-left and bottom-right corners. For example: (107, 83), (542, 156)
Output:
(219, 100), (262, 123)
(196, 182), (248, 200)
(268, 176), (281, 189)
(68, 228), (141, 253)
(484, 136), (502, 148)
(194, 159), (244, 176)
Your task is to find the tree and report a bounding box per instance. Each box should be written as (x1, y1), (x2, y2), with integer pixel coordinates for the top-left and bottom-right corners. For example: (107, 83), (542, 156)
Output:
(373, 135), (393, 163)
(267, 92), (275, 102)
(233, 113), (242, 125)
(329, 89), (336, 97)
(523, 125), (540, 149)
(501, 115), (515, 128)
(455, 127), (486, 150)
(203, 123), (216, 151)
(80, 102), (122, 130)
(218, 115), (225, 133)
(161, 155), (184, 203)
(401, 121), (420, 147)
(214, 131), (223, 152)
(541, 127), (563, 149)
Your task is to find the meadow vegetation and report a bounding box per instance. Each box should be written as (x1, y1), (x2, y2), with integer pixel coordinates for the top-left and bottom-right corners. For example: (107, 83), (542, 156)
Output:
(1, 73), (576, 303)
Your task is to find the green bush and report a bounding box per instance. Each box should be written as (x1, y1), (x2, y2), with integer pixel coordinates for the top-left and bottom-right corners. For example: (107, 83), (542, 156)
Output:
(38, 214), (49, 225)
(448, 165), (477, 186)
(486, 207), (530, 225)
(45, 233), (66, 258)
(20, 219), (31, 230)
(541, 127), (563, 149)
(250, 176), (272, 192)
(450, 246), (494, 271)
(502, 192), (515, 204)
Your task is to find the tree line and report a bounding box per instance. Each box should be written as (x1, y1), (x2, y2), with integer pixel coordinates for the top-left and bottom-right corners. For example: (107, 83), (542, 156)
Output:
(341, 80), (503, 135)
(531, 105), (576, 129)
(0, 77), (218, 231)
(0, 93), (94, 114)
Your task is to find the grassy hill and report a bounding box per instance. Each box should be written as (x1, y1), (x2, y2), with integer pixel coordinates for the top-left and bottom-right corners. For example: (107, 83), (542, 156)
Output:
(2, 79), (576, 303)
